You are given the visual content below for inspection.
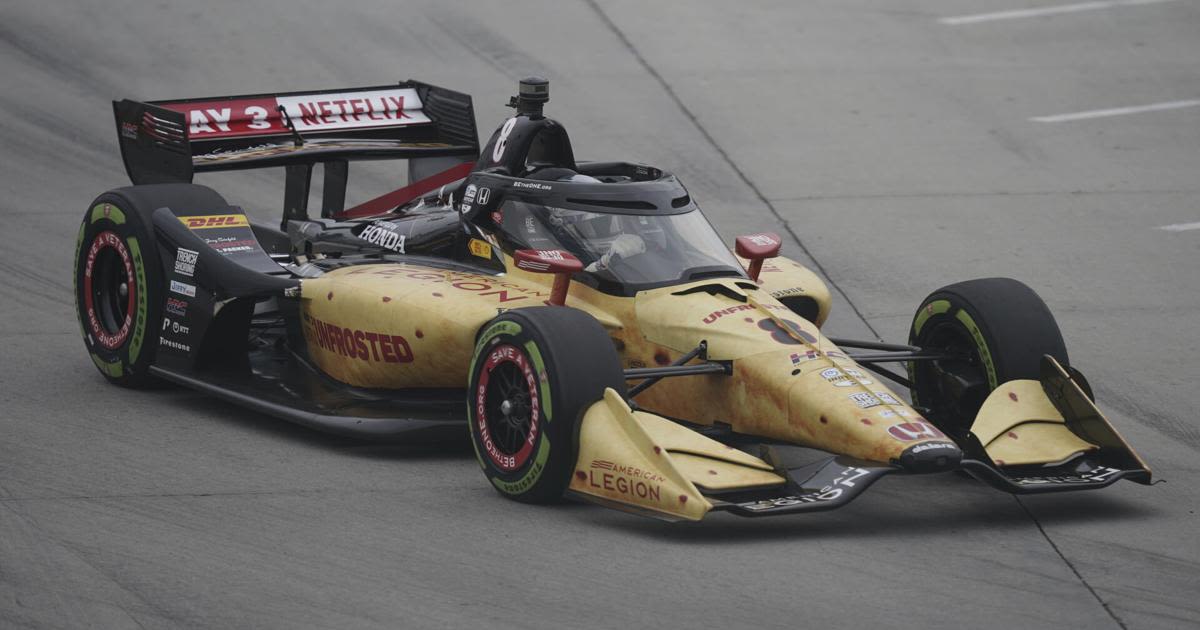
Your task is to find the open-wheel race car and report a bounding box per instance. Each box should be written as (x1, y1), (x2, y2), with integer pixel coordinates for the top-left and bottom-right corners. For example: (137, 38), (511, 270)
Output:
(75, 77), (1151, 520)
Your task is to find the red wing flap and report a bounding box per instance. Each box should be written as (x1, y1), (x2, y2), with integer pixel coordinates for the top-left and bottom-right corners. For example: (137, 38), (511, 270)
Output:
(333, 162), (475, 220)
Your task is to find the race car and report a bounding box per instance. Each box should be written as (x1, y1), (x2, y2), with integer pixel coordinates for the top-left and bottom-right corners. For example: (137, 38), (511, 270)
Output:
(75, 77), (1151, 521)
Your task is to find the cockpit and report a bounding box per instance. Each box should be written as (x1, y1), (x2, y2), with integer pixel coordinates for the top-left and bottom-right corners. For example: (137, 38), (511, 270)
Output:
(470, 77), (748, 294)
(490, 171), (747, 294)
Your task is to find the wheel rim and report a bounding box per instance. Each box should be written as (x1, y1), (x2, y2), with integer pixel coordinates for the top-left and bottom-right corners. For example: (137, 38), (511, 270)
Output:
(83, 230), (136, 350)
(916, 321), (989, 430)
(474, 343), (541, 472)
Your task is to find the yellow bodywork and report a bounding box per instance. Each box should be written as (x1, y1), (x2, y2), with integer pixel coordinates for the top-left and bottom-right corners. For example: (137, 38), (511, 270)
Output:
(300, 264), (550, 388)
(970, 356), (1150, 474)
(296, 246), (1146, 515)
(568, 388), (784, 521)
(299, 254), (949, 466)
(973, 380), (1097, 466)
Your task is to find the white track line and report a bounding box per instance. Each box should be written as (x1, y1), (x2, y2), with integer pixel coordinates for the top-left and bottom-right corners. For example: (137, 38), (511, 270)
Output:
(1030, 99), (1200, 122)
(1157, 221), (1200, 232)
(940, 0), (1178, 25)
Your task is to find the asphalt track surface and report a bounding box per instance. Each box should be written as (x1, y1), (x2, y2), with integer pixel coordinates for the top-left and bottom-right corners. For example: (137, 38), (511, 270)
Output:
(2, 1), (1198, 628)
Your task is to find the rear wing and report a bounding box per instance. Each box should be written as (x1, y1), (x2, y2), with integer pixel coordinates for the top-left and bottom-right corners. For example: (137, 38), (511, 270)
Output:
(113, 81), (479, 224)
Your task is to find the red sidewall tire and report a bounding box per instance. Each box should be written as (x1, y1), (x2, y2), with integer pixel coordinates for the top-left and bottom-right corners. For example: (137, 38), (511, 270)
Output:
(468, 307), (626, 504)
(74, 196), (162, 387)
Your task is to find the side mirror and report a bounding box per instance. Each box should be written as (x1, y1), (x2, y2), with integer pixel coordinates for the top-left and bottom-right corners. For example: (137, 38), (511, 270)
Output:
(735, 232), (782, 282)
(514, 249), (584, 306)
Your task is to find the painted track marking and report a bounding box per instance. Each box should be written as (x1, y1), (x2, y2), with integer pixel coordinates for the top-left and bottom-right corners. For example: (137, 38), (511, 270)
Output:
(1156, 221), (1200, 232)
(940, 0), (1178, 25)
(1030, 99), (1200, 122)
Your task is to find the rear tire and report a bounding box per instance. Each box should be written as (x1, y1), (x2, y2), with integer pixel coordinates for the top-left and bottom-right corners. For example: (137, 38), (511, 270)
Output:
(908, 278), (1067, 431)
(74, 184), (227, 387)
(467, 307), (626, 504)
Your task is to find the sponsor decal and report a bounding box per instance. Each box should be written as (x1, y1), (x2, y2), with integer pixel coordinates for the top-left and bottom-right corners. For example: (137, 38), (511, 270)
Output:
(770, 286), (806, 299)
(345, 265), (549, 303)
(910, 442), (958, 454)
(821, 368), (844, 383)
(468, 239), (492, 259)
(887, 421), (946, 442)
(516, 249), (571, 271)
(525, 216), (537, 234)
(158, 337), (190, 353)
(744, 233), (779, 248)
(1012, 466), (1120, 486)
(160, 88), (430, 139)
(83, 231), (136, 350)
(169, 280), (196, 298)
(703, 304), (755, 324)
(120, 121), (138, 140)
(874, 391), (901, 405)
(583, 459), (665, 502)
(792, 350), (819, 365)
(492, 117), (517, 161)
(162, 318), (190, 335)
(213, 239), (256, 254)
(849, 392), (882, 409)
(463, 184), (478, 205)
(165, 297), (188, 317)
(174, 248), (198, 277)
(512, 181), (552, 191)
(201, 235), (256, 254)
(475, 344), (539, 471)
(180, 214), (249, 230)
(305, 314), (414, 364)
(821, 367), (874, 387)
(758, 318), (818, 344)
(514, 250), (575, 272)
(477, 187), (491, 205)
(738, 467), (870, 511)
(359, 221), (407, 253)
(789, 347), (848, 363)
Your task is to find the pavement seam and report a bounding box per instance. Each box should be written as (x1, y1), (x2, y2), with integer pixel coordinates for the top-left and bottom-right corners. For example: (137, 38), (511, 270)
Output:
(582, 0), (882, 340)
(1015, 496), (1129, 630)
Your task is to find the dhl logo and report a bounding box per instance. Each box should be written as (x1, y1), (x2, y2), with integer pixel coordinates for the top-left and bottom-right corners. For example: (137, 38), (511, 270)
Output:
(179, 214), (249, 230)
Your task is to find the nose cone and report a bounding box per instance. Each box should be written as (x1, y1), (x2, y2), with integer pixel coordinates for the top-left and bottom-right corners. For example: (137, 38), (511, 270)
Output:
(897, 441), (963, 473)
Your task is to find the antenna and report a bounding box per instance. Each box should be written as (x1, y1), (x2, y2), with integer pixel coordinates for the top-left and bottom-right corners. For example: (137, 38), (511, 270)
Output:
(276, 104), (305, 147)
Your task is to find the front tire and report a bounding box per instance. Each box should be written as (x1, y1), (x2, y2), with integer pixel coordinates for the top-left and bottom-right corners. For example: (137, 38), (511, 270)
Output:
(908, 278), (1067, 431)
(74, 184), (227, 387)
(467, 307), (626, 504)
